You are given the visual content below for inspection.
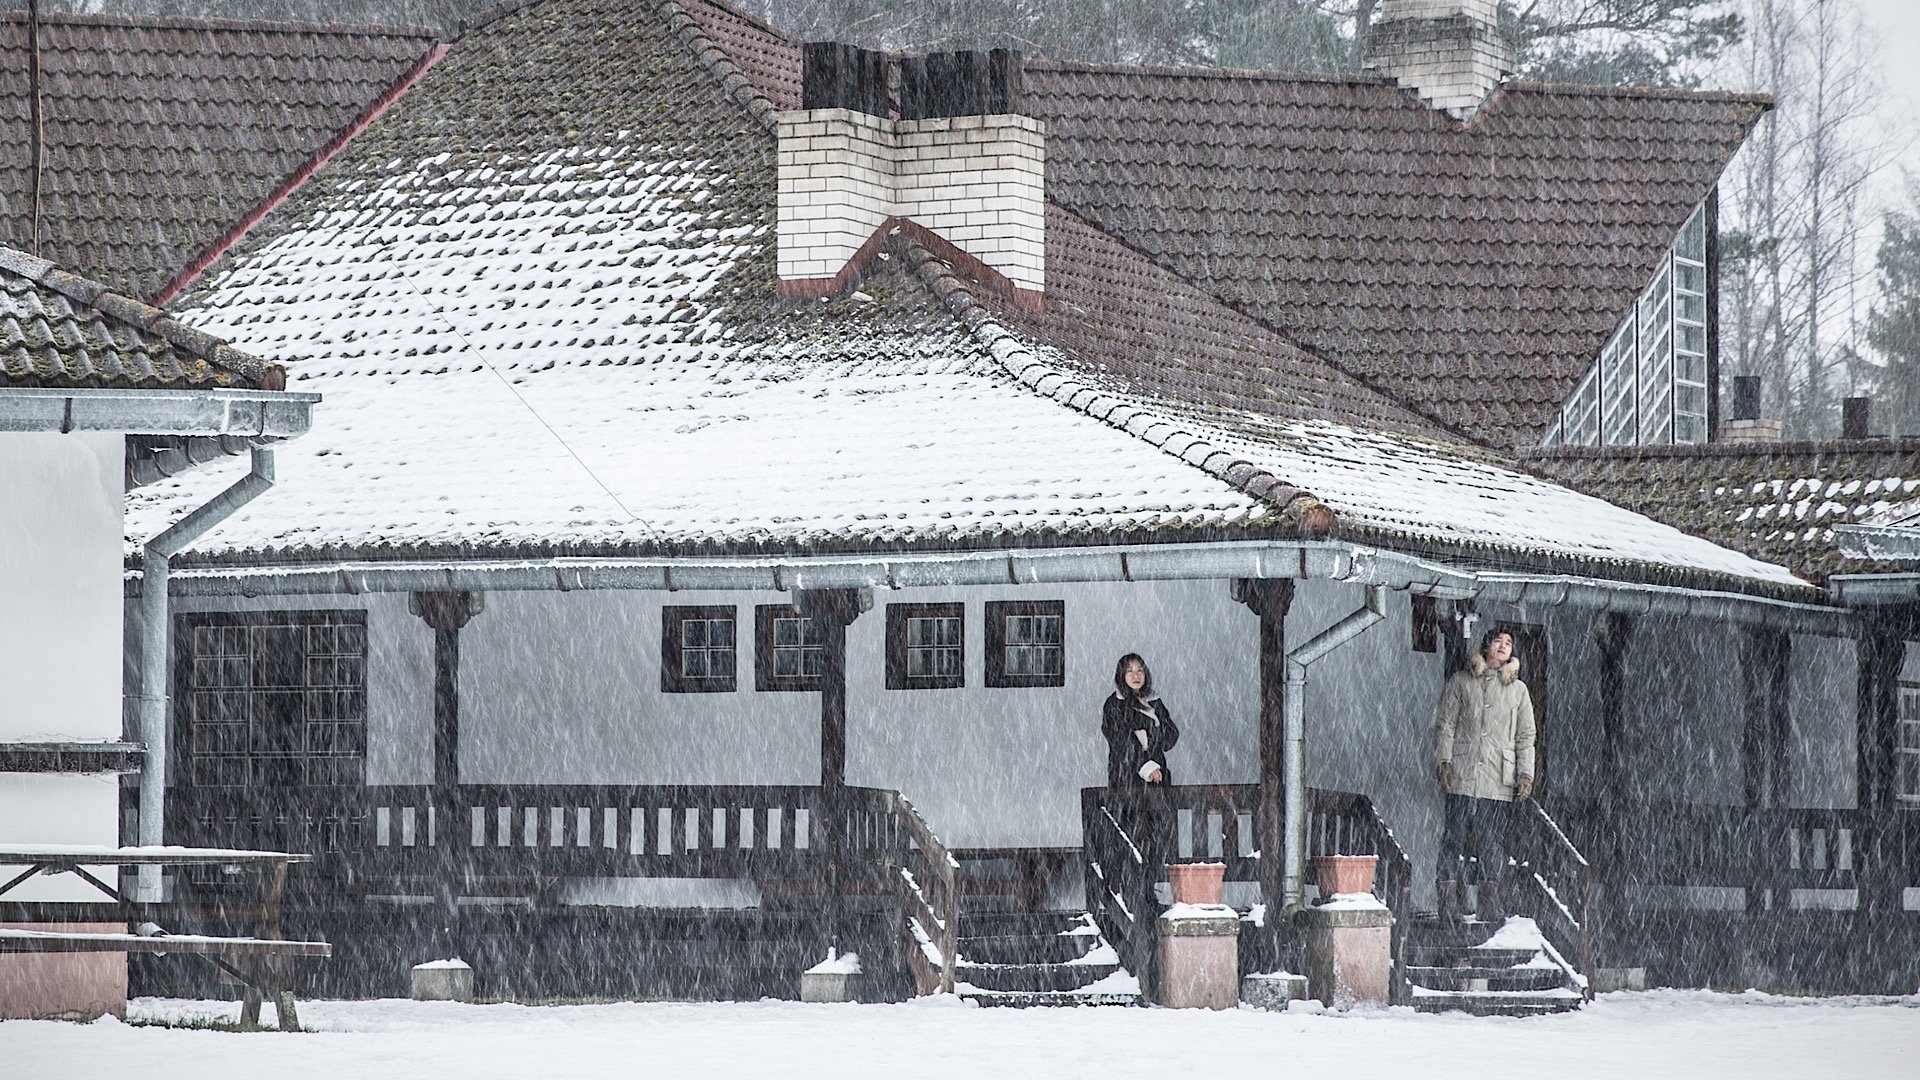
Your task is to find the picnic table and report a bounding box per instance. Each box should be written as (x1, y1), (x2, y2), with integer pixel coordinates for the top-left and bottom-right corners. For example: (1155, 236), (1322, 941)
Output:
(0, 844), (332, 1030)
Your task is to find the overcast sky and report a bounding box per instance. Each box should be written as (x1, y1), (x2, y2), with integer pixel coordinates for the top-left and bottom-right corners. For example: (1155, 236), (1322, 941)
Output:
(1855, 0), (1920, 203)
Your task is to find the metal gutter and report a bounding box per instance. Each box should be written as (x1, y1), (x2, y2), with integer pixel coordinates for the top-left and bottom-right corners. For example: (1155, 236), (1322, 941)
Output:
(1828, 573), (1920, 608)
(1281, 583), (1387, 913)
(1471, 573), (1856, 637)
(128, 541), (1476, 599)
(0, 387), (316, 437)
(1832, 523), (1920, 564)
(133, 447), (276, 901)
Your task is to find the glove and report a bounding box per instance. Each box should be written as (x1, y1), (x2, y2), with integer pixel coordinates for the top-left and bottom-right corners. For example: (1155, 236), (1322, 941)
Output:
(1514, 776), (1533, 801)
(1435, 762), (1452, 793)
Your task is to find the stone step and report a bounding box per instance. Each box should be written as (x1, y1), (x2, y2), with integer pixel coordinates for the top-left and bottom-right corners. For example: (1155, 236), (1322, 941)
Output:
(959, 988), (1143, 1008)
(1408, 945), (1540, 969)
(954, 960), (1123, 994)
(956, 911), (1095, 938)
(1406, 965), (1569, 993)
(956, 932), (1095, 967)
(1412, 989), (1584, 1017)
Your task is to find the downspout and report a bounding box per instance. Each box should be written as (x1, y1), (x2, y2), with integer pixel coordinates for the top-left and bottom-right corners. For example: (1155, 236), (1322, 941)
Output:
(1281, 583), (1387, 914)
(134, 448), (275, 901)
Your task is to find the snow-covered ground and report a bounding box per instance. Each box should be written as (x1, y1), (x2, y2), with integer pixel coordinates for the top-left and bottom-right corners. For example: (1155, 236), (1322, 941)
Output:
(4, 992), (1916, 1079)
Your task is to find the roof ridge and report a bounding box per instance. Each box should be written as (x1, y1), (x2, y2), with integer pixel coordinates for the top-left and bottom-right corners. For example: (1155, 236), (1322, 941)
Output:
(1025, 57), (1396, 86)
(898, 236), (1334, 532)
(1499, 79), (1772, 107)
(0, 8), (438, 39)
(0, 245), (281, 390)
(659, 0), (779, 133)
(1525, 439), (1920, 461)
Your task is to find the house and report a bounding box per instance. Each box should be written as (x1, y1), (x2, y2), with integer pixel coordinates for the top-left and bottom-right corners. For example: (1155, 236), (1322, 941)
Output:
(4, 0), (1910, 1006)
(0, 245), (315, 1019)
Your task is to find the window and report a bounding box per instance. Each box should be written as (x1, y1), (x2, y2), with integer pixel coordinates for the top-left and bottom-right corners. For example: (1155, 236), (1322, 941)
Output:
(985, 600), (1065, 688)
(886, 603), (964, 690)
(662, 606), (737, 693)
(1899, 684), (1920, 803)
(179, 612), (367, 789)
(1542, 202), (1712, 448)
(756, 605), (826, 692)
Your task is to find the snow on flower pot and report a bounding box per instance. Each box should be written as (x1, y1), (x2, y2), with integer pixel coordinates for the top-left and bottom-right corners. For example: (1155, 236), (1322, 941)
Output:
(1311, 854), (1377, 900)
(1165, 861), (1227, 905)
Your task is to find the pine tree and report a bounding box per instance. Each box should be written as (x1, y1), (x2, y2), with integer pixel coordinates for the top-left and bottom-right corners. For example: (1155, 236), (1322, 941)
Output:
(1867, 204), (1920, 435)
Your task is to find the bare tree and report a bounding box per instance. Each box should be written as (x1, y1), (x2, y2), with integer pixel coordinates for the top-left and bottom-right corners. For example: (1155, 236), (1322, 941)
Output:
(1718, 0), (1889, 438)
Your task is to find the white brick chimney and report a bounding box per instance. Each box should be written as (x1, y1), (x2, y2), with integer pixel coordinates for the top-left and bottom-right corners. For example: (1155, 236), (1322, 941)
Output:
(777, 47), (1044, 307)
(1363, 0), (1515, 119)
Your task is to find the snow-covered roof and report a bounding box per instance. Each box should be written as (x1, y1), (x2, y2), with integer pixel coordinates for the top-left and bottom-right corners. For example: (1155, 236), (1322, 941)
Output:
(129, 0), (1811, 594)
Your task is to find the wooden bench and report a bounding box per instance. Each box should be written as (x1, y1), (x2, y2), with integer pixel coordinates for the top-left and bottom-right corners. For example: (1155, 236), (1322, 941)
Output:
(0, 845), (331, 1030)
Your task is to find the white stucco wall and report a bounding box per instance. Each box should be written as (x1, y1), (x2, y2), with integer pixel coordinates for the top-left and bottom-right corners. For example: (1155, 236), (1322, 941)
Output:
(0, 432), (126, 900)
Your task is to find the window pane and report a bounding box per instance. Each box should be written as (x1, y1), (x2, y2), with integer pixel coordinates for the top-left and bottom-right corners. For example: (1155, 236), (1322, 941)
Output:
(774, 618), (802, 647)
(711, 619), (734, 646)
(908, 648), (932, 677)
(683, 619), (708, 648)
(908, 618), (934, 647)
(802, 648), (825, 677)
(709, 649), (734, 678)
(683, 650), (709, 678)
(936, 648), (962, 678)
(1035, 616), (1062, 644)
(774, 649), (801, 677)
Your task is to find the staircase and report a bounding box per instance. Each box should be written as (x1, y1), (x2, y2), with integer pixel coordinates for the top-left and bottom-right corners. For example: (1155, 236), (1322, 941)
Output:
(1405, 914), (1586, 1016)
(952, 912), (1142, 1007)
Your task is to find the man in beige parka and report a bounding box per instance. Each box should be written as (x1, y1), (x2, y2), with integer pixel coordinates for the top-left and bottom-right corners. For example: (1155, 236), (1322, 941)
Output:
(1433, 625), (1536, 924)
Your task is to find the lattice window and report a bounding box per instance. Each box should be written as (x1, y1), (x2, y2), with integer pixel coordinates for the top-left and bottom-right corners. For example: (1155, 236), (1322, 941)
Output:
(755, 606), (825, 691)
(985, 600), (1065, 688)
(181, 613), (367, 789)
(662, 606), (737, 693)
(887, 603), (964, 690)
(1543, 202), (1712, 448)
(1898, 685), (1920, 803)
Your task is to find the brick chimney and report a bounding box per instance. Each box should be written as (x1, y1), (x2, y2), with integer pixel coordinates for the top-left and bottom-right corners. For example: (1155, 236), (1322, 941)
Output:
(1363, 0), (1515, 119)
(777, 45), (1044, 308)
(1720, 375), (1782, 443)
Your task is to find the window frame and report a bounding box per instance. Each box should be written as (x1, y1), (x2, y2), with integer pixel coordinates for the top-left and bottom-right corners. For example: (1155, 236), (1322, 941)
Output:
(661, 605), (739, 693)
(885, 602), (965, 690)
(755, 604), (826, 692)
(984, 599), (1066, 689)
(174, 610), (369, 790)
(1898, 682), (1920, 804)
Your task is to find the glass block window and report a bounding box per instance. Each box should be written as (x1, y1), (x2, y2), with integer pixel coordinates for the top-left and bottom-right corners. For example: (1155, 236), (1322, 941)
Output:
(755, 606), (826, 692)
(886, 603), (964, 690)
(1546, 202), (1712, 448)
(985, 600), (1066, 688)
(662, 606), (736, 693)
(1898, 685), (1920, 803)
(181, 612), (367, 789)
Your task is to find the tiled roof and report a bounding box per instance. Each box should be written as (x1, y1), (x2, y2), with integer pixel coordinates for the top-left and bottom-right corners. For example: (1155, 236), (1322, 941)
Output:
(1526, 443), (1920, 583)
(132, 0), (1806, 592)
(0, 245), (277, 390)
(0, 10), (437, 301)
(1018, 62), (1768, 450)
(680, 0), (801, 112)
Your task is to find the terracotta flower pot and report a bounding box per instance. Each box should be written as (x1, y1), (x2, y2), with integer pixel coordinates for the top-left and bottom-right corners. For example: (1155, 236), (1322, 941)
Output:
(1165, 861), (1227, 905)
(1312, 854), (1378, 899)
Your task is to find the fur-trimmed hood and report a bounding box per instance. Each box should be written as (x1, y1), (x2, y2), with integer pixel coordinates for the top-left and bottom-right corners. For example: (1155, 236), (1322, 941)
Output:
(1468, 648), (1521, 685)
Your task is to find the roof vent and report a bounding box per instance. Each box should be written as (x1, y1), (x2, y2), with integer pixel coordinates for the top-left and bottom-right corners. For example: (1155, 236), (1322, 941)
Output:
(778, 46), (1043, 308)
(1363, 0), (1515, 119)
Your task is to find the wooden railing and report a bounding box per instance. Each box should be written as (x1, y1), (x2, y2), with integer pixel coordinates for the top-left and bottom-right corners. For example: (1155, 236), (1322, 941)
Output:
(156, 784), (902, 890)
(1511, 800), (1596, 999)
(1080, 784), (1414, 1002)
(1544, 798), (1919, 897)
(882, 793), (959, 995)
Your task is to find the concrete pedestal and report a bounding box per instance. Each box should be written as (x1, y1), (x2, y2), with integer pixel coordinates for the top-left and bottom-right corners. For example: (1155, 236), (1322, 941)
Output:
(801, 953), (864, 1002)
(411, 959), (474, 1002)
(1155, 904), (1239, 1009)
(1300, 900), (1394, 1009)
(1240, 971), (1309, 1010)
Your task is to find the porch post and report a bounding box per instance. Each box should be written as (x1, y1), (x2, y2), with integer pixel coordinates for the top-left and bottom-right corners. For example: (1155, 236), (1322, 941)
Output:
(1596, 613), (1634, 874)
(1852, 610), (1910, 992)
(1740, 628), (1791, 913)
(1232, 578), (1294, 921)
(794, 588), (870, 956)
(411, 590), (483, 962)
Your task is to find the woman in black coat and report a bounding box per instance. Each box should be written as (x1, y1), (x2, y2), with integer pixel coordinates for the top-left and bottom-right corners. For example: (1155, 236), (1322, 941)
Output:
(1102, 654), (1179, 870)
(1103, 653), (1180, 789)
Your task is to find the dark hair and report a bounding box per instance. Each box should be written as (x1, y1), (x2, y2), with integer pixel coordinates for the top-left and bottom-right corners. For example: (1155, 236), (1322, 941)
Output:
(1479, 625), (1514, 654)
(1114, 653), (1152, 698)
